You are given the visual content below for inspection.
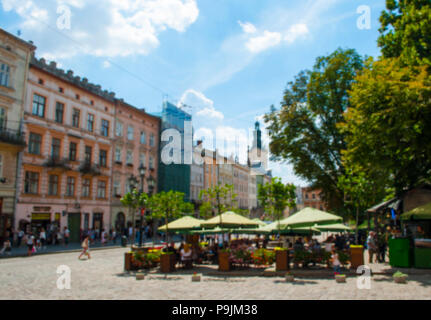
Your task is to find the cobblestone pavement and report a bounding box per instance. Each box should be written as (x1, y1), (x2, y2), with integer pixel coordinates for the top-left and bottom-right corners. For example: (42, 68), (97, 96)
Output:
(0, 248), (430, 300)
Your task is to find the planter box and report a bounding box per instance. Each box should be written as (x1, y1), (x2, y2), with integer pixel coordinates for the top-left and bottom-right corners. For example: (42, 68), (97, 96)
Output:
(124, 252), (133, 271)
(285, 274), (295, 282)
(160, 254), (176, 273)
(192, 274), (201, 282)
(136, 273), (145, 280)
(276, 250), (289, 271)
(335, 275), (346, 283)
(218, 252), (231, 272)
(350, 246), (364, 270)
(394, 276), (407, 284)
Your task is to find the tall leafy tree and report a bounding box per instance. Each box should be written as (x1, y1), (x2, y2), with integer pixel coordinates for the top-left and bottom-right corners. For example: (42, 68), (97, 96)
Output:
(257, 177), (296, 235)
(120, 189), (148, 245)
(199, 184), (238, 219)
(378, 0), (431, 67)
(148, 190), (194, 242)
(264, 48), (364, 213)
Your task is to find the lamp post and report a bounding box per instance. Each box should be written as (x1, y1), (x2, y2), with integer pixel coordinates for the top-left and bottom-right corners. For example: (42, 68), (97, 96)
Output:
(128, 174), (138, 245)
(138, 164), (146, 247)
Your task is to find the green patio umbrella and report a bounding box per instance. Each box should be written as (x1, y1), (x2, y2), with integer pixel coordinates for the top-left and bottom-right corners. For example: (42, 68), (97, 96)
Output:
(314, 223), (351, 232)
(401, 202), (431, 220)
(200, 211), (260, 228)
(259, 221), (321, 235)
(158, 216), (204, 233)
(252, 218), (267, 226)
(278, 207), (343, 228)
(191, 227), (232, 235)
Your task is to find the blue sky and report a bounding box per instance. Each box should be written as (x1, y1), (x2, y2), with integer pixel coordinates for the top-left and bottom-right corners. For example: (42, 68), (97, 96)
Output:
(0, 0), (386, 186)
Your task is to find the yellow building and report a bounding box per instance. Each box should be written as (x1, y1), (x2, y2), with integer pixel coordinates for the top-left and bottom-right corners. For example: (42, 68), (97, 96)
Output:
(0, 29), (35, 241)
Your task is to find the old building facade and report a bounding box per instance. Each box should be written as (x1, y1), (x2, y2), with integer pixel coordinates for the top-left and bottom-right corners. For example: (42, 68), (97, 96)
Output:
(15, 57), (116, 242)
(0, 29), (35, 241)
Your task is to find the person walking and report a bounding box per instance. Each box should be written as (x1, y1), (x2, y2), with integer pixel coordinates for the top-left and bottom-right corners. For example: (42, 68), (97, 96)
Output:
(331, 249), (341, 274)
(101, 229), (107, 246)
(63, 227), (70, 247)
(0, 239), (12, 256)
(78, 236), (91, 260)
(17, 229), (24, 248)
(366, 231), (377, 263)
(26, 232), (35, 257)
(112, 229), (117, 245)
(39, 228), (47, 250)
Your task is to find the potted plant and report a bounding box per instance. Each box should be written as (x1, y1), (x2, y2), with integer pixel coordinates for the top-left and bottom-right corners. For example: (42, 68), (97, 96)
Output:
(335, 273), (346, 283)
(285, 271), (295, 282)
(191, 272), (201, 282)
(218, 248), (231, 272)
(275, 248), (289, 271)
(393, 271), (408, 284)
(136, 272), (146, 280)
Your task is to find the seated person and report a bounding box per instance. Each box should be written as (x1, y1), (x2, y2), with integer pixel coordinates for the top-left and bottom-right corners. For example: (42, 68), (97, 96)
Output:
(180, 244), (193, 268)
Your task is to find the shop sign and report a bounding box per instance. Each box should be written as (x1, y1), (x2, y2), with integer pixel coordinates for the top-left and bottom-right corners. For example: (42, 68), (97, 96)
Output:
(32, 213), (51, 221)
(33, 207), (51, 212)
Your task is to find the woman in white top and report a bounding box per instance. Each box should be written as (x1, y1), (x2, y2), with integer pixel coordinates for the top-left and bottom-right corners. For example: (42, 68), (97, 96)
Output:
(40, 228), (46, 249)
(331, 249), (341, 274)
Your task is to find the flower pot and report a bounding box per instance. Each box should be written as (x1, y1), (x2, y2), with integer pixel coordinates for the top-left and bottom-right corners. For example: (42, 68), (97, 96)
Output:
(192, 274), (201, 282)
(124, 252), (133, 271)
(285, 274), (295, 282)
(160, 254), (176, 273)
(276, 250), (289, 271)
(350, 246), (364, 270)
(394, 276), (407, 284)
(218, 252), (230, 272)
(136, 273), (145, 280)
(335, 275), (346, 283)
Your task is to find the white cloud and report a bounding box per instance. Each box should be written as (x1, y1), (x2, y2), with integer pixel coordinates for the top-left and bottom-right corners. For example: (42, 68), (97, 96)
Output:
(179, 89), (224, 121)
(245, 30), (282, 53)
(1, 0), (199, 59)
(284, 23), (309, 43)
(238, 21), (257, 34)
(102, 60), (111, 68)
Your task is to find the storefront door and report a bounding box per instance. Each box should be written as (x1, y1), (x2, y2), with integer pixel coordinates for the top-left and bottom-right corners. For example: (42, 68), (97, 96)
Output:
(68, 212), (81, 243)
(93, 213), (103, 233)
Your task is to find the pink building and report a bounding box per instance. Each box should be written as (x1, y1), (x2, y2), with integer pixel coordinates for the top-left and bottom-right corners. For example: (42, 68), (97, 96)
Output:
(110, 100), (160, 232)
(15, 57), (116, 242)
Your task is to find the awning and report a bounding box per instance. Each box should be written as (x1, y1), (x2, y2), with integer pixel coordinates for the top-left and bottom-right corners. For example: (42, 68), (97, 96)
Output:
(367, 198), (400, 213)
(401, 202), (431, 221)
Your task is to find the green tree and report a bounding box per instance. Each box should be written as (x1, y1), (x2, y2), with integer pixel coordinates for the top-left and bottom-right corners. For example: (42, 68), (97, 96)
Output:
(257, 177), (296, 235)
(264, 48), (365, 213)
(378, 0), (431, 67)
(148, 190), (193, 242)
(341, 58), (431, 196)
(120, 189), (149, 245)
(199, 184), (238, 220)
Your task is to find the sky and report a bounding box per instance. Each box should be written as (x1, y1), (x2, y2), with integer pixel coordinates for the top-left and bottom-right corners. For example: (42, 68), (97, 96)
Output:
(0, 0), (387, 187)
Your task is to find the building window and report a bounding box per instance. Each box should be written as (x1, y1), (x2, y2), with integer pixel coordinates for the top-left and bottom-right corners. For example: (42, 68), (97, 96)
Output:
(97, 181), (106, 199)
(113, 180), (120, 196)
(101, 119), (109, 137)
(140, 131), (146, 144)
(140, 153), (146, 166)
(69, 142), (77, 161)
(28, 133), (42, 155)
(75, 94), (80, 100)
(66, 177), (75, 197)
(99, 149), (107, 167)
(87, 113), (94, 132)
(55, 102), (64, 124)
(82, 178), (91, 197)
(72, 108), (80, 128)
(0, 63), (10, 87)
(51, 138), (61, 160)
(85, 146), (92, 164)
(48, 175), (59, 196)
(126, 150), (133, 165)
(32, 94), (46, 118)
(24, 171), (39, 194)
(127, 125), (134, 140)
(115, 122), (123, 137)
(0, 107), (6, 130)
(59, 87), (64, 93)
(312, 194), (316, 199)
(150, 133), (155, 147)
(115, 147), (122, 163)
(149, 156), (154, 169)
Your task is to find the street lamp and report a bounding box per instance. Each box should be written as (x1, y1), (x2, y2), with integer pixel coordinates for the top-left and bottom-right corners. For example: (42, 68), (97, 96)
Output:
(138, 164), (147, 248)
(147, 175), (155, 196)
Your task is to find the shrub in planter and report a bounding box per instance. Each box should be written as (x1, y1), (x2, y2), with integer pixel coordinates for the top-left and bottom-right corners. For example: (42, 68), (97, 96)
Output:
(335, 274), (346, 283)
(293, 250), (313, 268)
(393, 271), (408, 284)
(191, 272), (201, 282)
(251, 248), (275, 266)
(229, 248), (252, 267)
(285, 272), (295, 282)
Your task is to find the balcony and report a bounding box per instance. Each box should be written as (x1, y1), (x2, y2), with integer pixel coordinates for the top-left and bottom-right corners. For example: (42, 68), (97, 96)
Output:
(0, 128), (26, 147)
(44, 157), (71, 170)
(79, 161), (101, 176)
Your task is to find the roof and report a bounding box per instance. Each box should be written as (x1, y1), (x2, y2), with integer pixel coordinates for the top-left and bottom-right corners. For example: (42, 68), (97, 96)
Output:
(0, 28), (37, 51)
(367, 198), (400, 213)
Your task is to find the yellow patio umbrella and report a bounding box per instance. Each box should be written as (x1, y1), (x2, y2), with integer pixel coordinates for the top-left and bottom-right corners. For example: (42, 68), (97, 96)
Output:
(200, 211), (260, 228)
(158, 216), (204, 232)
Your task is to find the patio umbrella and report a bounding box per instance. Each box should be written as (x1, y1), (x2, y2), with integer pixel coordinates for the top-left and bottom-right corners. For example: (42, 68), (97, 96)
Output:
(314, 223), (351, 232)
(158, 216), (203, 233)
(200, 211), (260, 229)
(229, 226), (271, 235)
(191, 227), (232, 235)
(259, 221), (321, 235)
(401, 202), (431, 220)
(252, 218), (267, 226)
(278, 207), (342, 228)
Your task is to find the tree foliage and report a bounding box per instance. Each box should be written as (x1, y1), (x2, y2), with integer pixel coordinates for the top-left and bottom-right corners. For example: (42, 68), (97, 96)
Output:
(264, 48), (364, 212)
(120, 189), (149, 243)
(257, 177), (296, 234)
(199, 184), (238, 217)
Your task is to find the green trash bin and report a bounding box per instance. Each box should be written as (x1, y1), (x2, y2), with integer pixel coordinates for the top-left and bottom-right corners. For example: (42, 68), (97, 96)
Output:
(413, 239), (431, 269)
(389, 238), (412, 268)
